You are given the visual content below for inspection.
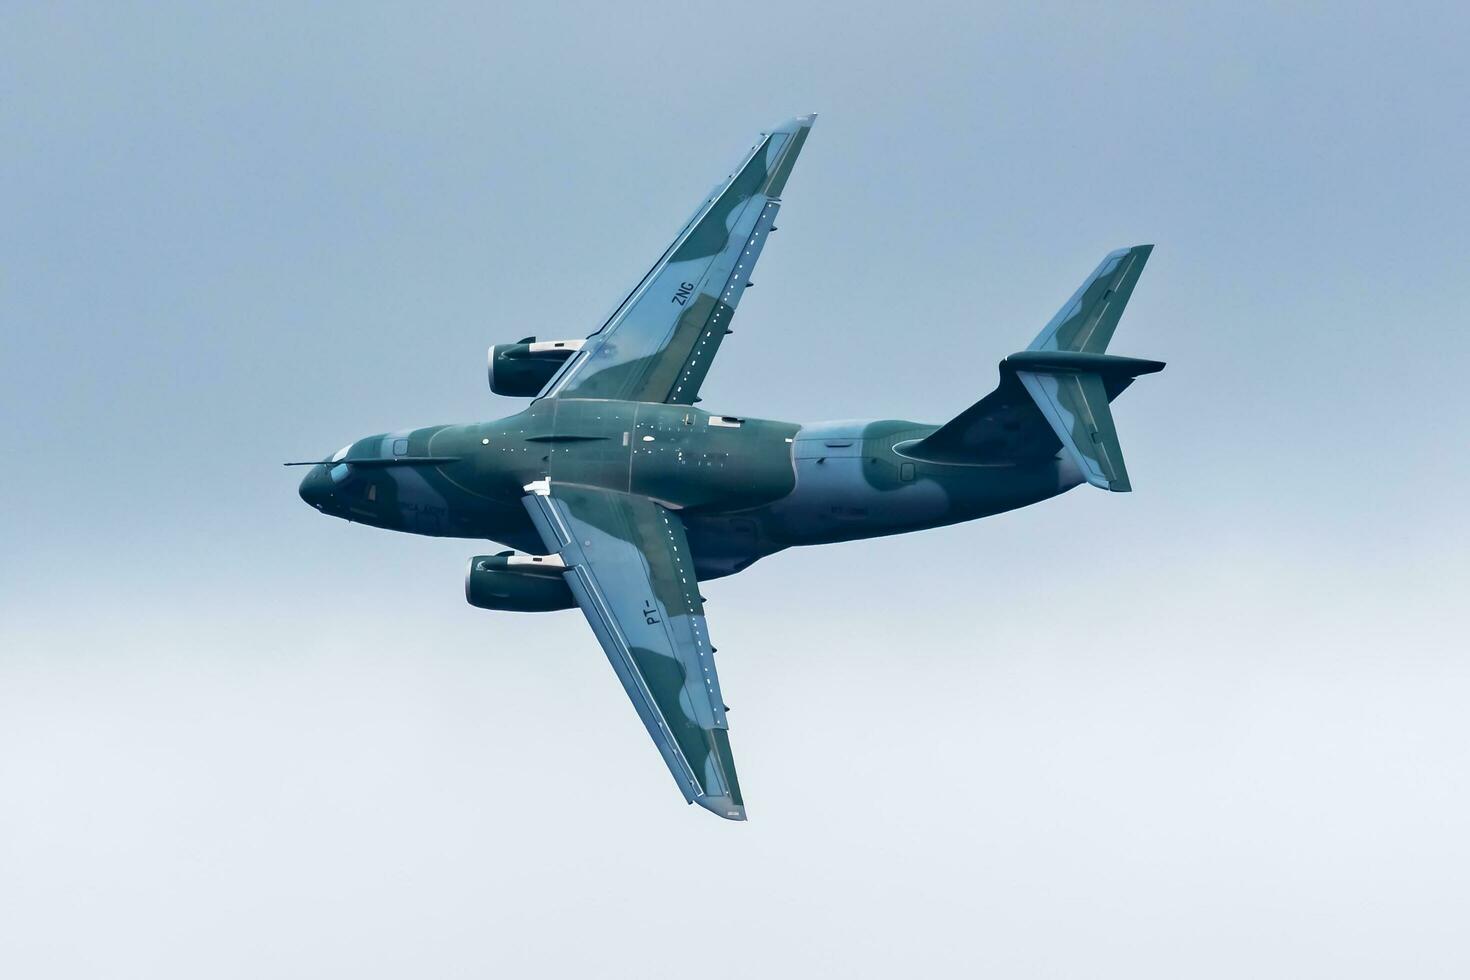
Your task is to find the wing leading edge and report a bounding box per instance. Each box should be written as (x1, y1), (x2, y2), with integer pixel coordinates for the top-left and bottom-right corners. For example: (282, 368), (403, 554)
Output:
(539, 113), (817, 405)
(522, 482), (744, 820)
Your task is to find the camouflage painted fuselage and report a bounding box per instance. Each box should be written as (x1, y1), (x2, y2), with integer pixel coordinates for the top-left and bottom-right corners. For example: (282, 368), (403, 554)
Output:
(290, 110), (1167, 822)
(298, 400), (1083, 578)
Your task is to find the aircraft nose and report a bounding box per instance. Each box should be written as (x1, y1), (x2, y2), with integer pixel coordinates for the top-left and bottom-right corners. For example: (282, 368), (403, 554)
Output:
(298, 465), (333, 509)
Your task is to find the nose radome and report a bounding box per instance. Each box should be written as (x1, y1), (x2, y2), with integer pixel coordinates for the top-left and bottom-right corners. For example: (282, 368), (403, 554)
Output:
(298, 465), (332, 509)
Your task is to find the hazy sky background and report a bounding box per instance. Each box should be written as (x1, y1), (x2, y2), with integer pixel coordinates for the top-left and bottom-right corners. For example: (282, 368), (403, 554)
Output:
(3, 2), (1468, 977)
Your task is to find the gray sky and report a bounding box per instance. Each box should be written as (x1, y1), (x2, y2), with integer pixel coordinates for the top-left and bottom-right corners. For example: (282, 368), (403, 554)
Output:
(3, 2), (1468, 977)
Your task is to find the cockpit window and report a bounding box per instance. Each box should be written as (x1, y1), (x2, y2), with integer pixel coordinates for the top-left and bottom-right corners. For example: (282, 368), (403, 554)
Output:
(329, 463), (351, 483)
(392, 438), (409, 456)
(331, 444), (350, 462)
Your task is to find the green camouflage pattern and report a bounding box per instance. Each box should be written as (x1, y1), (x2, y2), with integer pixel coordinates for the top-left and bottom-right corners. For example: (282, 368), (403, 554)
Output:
(539, 114), (815, 405)
(295, 115), (1166, 820)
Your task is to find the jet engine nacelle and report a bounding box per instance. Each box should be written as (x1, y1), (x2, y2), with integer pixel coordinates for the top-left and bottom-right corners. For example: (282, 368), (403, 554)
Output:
(465, 552), (576, 612)
(487, 337), (584, 397)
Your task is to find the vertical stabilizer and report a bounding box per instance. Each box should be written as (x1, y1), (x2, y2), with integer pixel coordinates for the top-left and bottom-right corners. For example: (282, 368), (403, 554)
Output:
(906, 245), (1163, 486)
(1014, 244), (1160, 491)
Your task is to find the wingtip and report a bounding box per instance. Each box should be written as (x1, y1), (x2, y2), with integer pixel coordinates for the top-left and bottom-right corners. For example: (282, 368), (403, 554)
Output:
(1084, 473), (1132, 493)
(1105, 243), (1153, 260)
(694, 794), (747, 821)
(770, 113), (818, 135)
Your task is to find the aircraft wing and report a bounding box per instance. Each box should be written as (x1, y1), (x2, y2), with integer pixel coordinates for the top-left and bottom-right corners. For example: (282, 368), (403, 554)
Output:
(537, 113), (816, 406)
(521, 481), (745, 820)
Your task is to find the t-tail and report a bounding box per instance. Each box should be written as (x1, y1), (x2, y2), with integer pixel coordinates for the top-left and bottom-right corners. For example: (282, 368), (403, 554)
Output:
(908, 245), (1164, 491)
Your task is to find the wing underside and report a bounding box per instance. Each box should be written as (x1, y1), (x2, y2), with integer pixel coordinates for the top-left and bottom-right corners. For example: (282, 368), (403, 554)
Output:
(522, 483), (744, 820)
(539, 114), (816, 405)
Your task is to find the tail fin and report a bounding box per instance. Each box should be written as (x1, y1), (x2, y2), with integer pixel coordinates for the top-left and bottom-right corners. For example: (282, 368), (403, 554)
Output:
(1015, 244), (1160, 491)
(907, 245), (1163, 491)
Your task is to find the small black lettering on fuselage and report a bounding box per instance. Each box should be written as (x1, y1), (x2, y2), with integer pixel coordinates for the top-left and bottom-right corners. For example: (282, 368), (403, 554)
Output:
(671, 282), (695, 305)
(643, 600), (661, 625)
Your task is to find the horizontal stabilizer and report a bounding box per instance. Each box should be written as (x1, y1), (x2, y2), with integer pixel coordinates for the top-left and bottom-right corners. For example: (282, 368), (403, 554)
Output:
(1006, 350), (1164, 377)
(1030, 244), (1152, 354)
(1015, 365), (1131, 491)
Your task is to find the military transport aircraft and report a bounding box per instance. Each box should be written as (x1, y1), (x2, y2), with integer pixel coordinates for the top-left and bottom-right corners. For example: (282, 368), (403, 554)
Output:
(291, 114), (1164, 820)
